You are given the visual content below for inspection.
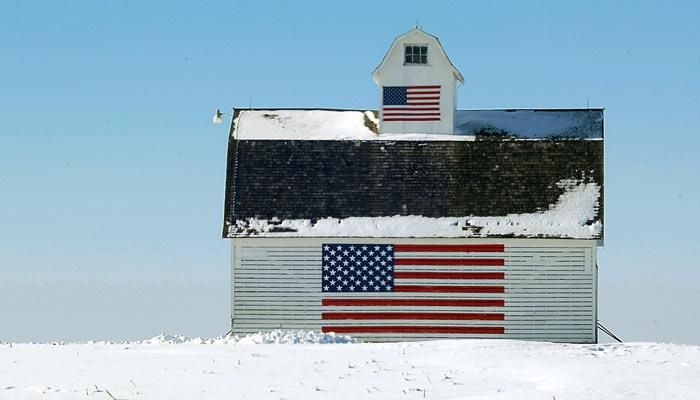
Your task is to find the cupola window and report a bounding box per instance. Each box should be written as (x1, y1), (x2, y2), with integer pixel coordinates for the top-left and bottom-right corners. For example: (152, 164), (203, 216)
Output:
(405, 45), (428, 65)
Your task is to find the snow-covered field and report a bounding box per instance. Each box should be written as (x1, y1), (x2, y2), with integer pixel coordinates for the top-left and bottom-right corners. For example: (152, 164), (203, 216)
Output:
(2, 331), (698, 399)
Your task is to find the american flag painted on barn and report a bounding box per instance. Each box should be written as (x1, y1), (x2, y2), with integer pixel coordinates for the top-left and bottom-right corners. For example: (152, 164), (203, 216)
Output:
(321, 243), (505, 335)
(231, 238), (597, 343)
(382, 85), (441, 121)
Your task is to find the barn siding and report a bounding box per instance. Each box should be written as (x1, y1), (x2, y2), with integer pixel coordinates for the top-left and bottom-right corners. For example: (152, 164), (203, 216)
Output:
(231, 238), (597, 343)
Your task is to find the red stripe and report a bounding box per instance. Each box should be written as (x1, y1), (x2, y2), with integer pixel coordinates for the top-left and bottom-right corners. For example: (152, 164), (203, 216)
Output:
(383, 113), (441, 117)
(394, 271), (504, 280)
(405, 101), (439, 105)
(322, 326), (504, 334)
(406, 96), (440, 100)
(383, 107), (439, 111)
(406, 85), (441, 89)
(395, 258), (504, 266)
(322, 298), (504, 307)
(406, 91), (440, 95)
(383, 118), (441, 121)
(322, 312), (504, 320)
(394, 244), (505, 253)
(393, 285), (504, 293)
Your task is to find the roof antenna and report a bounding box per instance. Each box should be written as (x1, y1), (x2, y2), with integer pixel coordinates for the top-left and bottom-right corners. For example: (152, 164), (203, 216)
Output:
(415, 17), (420, 29)
(586, 97), (590, 109)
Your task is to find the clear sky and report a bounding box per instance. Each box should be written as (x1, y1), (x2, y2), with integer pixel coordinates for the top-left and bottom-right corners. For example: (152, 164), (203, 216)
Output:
(1, 0), (699, 344)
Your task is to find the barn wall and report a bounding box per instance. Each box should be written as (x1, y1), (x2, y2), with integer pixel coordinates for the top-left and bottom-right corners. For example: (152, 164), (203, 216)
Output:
(230, 238), (597, 343)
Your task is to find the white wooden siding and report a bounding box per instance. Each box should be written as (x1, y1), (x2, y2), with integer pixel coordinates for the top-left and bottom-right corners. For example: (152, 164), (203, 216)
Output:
(231, 238), (597, 343)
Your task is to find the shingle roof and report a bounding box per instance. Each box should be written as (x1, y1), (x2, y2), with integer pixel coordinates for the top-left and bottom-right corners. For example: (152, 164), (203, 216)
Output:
(222, 126), (604, 239)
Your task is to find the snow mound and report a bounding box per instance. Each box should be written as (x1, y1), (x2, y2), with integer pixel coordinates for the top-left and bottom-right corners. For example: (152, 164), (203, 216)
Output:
(236, 330), (355, 345)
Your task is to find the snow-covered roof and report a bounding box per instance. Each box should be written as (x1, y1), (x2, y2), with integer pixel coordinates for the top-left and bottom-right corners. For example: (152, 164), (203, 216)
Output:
(222, 138), (604, 240)
(231, 109), (603, 140)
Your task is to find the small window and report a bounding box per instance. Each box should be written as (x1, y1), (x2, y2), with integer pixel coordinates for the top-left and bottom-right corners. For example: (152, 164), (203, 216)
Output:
(405, 45), (428, 65)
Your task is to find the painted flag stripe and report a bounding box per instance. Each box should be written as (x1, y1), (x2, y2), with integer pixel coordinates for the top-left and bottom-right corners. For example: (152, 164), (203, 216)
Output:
(383, 107), (440, 111)
(394, 244), (505, 252)
(383, 118), (441, 121)
(321, 298), (504, 307)
(395, 258), (504, 266)
(384, 113), (441, 117)
(393, 285), (504, 293)
(322, 326), (505, 334)
(407, 85), (441, 89)
(393, 271), (504, 280)
(322, 312), (504, 321)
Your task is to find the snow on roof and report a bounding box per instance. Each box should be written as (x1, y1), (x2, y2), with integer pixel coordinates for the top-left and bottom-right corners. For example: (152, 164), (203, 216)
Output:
(454, 109), (604, 139)
(232, 109), (472, 141)
(232, 109), (603, 140)
(229, 179), (601, 239)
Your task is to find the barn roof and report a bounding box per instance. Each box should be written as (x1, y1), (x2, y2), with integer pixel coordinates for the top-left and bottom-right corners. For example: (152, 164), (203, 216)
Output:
(223, 109), (604, 240)
(230, 108), (603, 140)
(372, 27), (465, 84)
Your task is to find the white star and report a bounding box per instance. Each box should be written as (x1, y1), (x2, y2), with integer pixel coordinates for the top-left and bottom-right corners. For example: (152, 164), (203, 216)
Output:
(323, 285), (329, 291)
(362, 246), (368, 251)
(362, 285), (368, 291)
(336, 245), (342, 251)
(330, 260), (336, 266)
(330, 250), (336, 255)
(349, 286), (355, 291)
(323, 245), (330, 251)
(374, 246), (380, 251)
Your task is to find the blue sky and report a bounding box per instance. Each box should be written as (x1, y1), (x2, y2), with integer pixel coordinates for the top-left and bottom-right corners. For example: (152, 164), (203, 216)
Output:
(1, 1), (699, 343)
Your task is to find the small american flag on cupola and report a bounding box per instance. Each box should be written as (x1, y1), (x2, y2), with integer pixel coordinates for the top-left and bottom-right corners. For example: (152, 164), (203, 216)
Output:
(382, 85), (441, 122)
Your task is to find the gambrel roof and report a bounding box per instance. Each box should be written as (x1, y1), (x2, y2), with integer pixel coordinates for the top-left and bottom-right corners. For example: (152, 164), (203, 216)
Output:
(222, 109), (604, 240)
(372, 28), (464, 84)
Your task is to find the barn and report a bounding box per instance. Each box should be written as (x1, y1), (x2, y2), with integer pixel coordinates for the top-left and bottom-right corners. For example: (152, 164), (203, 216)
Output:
(221, 28), (604, 343)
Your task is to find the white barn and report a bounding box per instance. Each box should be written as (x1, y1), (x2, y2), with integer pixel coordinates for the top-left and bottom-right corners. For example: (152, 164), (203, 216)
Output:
(221, 28), (604, 343)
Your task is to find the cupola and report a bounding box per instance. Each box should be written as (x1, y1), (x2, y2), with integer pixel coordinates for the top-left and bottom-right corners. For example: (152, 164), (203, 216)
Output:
(372, 28), (464, 135)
